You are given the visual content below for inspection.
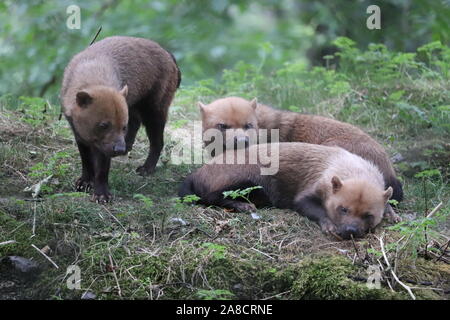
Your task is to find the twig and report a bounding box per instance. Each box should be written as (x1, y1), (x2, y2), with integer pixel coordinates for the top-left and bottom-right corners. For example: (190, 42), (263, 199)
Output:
(109, 252), (122, 297)
(31, 244), (59, 269)
(262, 290), (291, 300)
(397, 201), (444, 258)
(426, 202), (443, 218)
(378, 235), (416, 300)
(350, 234), (362, 262)
(102, 205), (126, 231)
(31, 202), (37, 238)
(435, 240), (450, 262)
(89, 26), (102, 46)
(4, 164), (28, 182)
(250, 247), (275, 260)
(0, 240), (16, 246)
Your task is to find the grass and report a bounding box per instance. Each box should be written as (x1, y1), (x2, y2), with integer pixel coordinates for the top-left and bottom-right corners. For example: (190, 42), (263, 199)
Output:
(0, 39), (449, 300)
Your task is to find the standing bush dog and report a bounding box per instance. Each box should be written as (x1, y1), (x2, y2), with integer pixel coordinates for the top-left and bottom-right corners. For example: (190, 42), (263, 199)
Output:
(199, 97), (404, 202)
(179, 142), (400, 240)
(61, 36), (181, 202)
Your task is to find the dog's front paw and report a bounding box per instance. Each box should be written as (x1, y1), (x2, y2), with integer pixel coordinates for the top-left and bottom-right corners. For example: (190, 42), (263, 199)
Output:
(75, 177), (93, 192)
(136, 165), (156, 176)
(385, 205), (402, 223)
(319, 218), (338, 235)
(91, 192), (112, 204)
(233, 202), (257, 212)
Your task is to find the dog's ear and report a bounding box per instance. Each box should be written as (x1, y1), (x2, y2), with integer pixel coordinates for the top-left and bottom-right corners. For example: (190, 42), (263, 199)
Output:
(250, 98), (258, 110)
(198, 102), (207, 116)
(76, 91), (93, 108)
(331, 176), (343, 194)
(383, 187), (393, 202)
(119, 85), (128, 98)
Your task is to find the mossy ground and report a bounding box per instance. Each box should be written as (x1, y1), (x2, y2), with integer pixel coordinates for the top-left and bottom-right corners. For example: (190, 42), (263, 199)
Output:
(1, 42), (449, 299)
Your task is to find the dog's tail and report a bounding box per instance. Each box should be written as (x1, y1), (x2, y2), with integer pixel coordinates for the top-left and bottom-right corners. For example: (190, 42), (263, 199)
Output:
(166, 49), (181, 89)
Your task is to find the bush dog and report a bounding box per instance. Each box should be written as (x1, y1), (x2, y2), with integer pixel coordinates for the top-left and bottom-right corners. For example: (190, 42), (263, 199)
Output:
(179, 142), (400, 240)
(199, 97), (403, 202)
(61, 36), (180, 202)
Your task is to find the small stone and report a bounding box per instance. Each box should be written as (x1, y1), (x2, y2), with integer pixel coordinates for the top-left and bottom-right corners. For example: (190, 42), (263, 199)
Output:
(391, 153), (404, 163)
(81, 291), (96, 300)
(251, 213), (261, 220)
(0, 256), (41, 281)
(170, 217), (189, 226)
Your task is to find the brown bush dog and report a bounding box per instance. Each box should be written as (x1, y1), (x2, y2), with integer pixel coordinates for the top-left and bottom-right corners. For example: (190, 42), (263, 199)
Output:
(179, 143), (400, 240)
(199, 97), (403, 202)
(61, 36), (180, 202)
(199, 98), (258, 151)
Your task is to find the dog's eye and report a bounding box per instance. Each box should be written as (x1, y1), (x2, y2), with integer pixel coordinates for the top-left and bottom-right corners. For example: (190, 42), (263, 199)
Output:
(98, 122), (111, 130)
(363, 212), (373, 220)
(244, 123), (253, 130)
(217, 123), (229, 130)
(123, 125), (127, 132)
(338, 206), (349, 215)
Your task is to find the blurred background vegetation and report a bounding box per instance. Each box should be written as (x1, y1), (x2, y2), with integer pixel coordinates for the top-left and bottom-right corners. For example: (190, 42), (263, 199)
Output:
(0, 0), (449, 101)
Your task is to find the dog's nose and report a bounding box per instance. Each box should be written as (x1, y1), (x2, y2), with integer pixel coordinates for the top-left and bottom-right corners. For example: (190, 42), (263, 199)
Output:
(340, 225), (359, 240)
(234, 136), (249, 148)
(113, 143), (127, 155)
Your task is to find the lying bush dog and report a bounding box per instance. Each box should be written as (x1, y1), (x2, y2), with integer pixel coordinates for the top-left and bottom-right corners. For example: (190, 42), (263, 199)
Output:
(199, 97), (403, 203)
(179, 142), (400, 240)
(61, 36), (180, 202)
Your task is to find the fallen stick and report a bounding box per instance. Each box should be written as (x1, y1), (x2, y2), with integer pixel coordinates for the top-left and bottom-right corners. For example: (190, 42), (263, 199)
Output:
(0, 240), (16, 246)
(435, 240), (450, 262)
(250, 247), (275, 260)
(378, 235), (415, 300)
(109, 253), (122, 297)
(350, 234), (362, 262)
(31, 202), (37, 238)
(31, 244), (59, 269)
(426, 201), (443, 218)
(102, 205), (126, 231)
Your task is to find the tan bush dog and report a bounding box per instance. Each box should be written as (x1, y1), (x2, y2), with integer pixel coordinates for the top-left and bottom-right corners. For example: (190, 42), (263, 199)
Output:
(179, 142), (399, 240)
(199, 97), (403, 202)
(61, 36), (180, 202)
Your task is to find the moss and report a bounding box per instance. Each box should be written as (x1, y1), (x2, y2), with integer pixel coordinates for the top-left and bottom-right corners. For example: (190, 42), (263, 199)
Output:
(0, 207), (51, 258)
(397, 257), (450, 300)
(290, 255), (402, 300)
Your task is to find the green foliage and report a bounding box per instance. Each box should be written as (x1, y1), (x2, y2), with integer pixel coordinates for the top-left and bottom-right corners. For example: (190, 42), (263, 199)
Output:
(388, 201), (449, 259)
(0, 0), (315, 99)
(27, 151), (71, 194)
(17, 96), (55, 126)
(414, 169), (441, 180)
(48, 192), (87, 199)
(181, 37), (449, 143)
(196, 289), (235, 300)
(388, 199), (399, 207)
(202, 242), (228, 260)
(172, 195), (201, 212)
(333, 36), (450, 83)
(28, 151), (70, 179)
(223, 186), (262, 204)
(298, 0), (450, 56)
(133, 193), (154, 209)
(2, 1), (449, 100)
